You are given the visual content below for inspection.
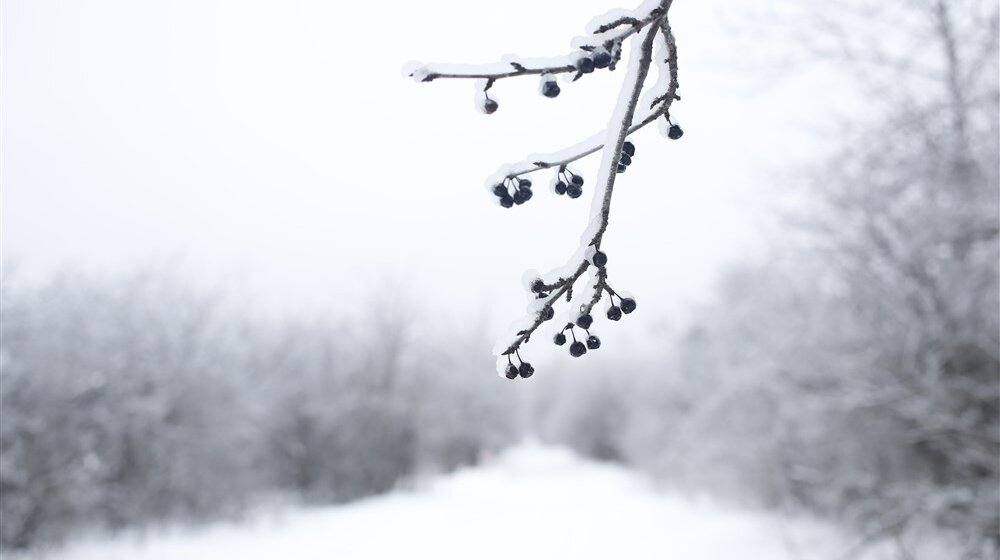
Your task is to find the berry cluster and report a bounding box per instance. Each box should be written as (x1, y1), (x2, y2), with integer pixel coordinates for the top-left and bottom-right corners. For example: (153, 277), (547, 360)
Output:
(552, 322), (602, 358)
(503, 352), (535, 380)
(553, 167), (585, 199)
(605, 293), (637, 321)
(504, 249), (638, 379)
(492, 177), (534, 208)
(574, 44), (616, 77)
(617, 141), (636, 173)
(550, 289), (636, 361)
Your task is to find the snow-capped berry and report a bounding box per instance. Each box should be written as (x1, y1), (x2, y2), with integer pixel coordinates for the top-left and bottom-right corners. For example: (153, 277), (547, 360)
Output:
(540, 306), (554, 321)
(617, 164), (627, 173)
(554, 181), (567, 195)
(505, 363), (519, 379)
(553, 332), (567, 345)
(569, 341), (587, 357)
(592, 251), (608, 267)
(531, 279), (546, 293)
(566, 184), (583, 199)
(586, 335), (601, 350)
(518, 362), (535, 378)
(519, 178), (532, 189)
(576, 313), (593, 329)
(622, 141), (635, 157)
(542, 80), (560, 98)
(499, 194), (514, 208)
(483, 98), (498, 114)
(593, 50), (612, 69)
(668, 124), (683, 139)
(570, 174), (584, 187)
(607, 306), (622, 321)
(492, 184), (507, 197)
(619, 153), (632, 166)
(620, 297), (637, 314)
(512, 189), (527, 205)
(576, 57), (595, 74)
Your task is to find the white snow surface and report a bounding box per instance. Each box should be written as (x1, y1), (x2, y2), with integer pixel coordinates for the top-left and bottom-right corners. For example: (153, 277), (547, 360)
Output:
(26, 443), (887, 560)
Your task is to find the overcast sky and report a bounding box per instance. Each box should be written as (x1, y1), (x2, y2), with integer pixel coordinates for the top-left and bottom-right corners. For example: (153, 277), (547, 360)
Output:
(3, 0), (846, 355)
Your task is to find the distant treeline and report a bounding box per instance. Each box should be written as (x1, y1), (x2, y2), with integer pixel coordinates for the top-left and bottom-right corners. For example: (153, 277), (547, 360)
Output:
(0, 272), (520, 550)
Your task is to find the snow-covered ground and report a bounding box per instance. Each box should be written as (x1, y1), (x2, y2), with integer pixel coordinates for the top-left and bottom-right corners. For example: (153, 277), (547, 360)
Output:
(20, 443), (885, 560)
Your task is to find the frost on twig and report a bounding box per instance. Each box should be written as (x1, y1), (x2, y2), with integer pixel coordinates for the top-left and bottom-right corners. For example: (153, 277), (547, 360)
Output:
(406, 0), (683, 379)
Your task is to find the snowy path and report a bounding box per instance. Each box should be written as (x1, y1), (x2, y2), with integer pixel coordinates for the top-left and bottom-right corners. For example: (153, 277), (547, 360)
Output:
(31, 443), (860, 560)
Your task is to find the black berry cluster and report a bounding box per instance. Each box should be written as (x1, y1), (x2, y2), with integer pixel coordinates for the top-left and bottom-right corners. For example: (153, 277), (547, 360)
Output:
(605, 293), (637, 321)
(492, 177), (534, 208)
(617, 141), (636, 174)
(574, 42), (618, 79)
(504, 353), (535, 380)
(555, 320), (601, 359)
(553, 167), (585, 199)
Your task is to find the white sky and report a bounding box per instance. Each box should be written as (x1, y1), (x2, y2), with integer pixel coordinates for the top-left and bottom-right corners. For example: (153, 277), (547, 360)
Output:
(3, 0), (845, 354)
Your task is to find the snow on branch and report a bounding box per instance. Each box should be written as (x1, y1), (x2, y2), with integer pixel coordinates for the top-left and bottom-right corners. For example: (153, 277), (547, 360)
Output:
(406, 0), (682, 379)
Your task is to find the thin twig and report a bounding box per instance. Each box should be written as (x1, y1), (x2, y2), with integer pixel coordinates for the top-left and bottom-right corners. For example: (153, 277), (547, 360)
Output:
(410, 6), (665, 83)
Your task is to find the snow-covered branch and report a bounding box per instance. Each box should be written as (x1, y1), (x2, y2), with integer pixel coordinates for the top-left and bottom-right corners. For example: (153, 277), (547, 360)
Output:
(406, 0), (682, 378)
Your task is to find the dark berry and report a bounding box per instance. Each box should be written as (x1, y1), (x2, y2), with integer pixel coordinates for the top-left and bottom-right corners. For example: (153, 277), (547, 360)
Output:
(505, 363), (519, 379)
(586, 335), (601, 350)
(518, 362), (535, 378)
(593, 50), (612, 69)
(566, 185), (583, 199)
(576, 57), (595, 74)
(668, 124), (683, 140)
(607, 306), (622, 321)
(542, 80), (560, 98)
(619, 153), (632, 166)
(592, 251), (608, 267)
(569, 341), (587, 357)
(518, 187), (533, 202)
(483, 98), (498, 114)
(531, 279), (545, 293)
(500, 194), (514, 208)
(622, 141), (635, 157)
(576, 313), (593, 329)
(554, 332), (567, 345)
(620, 297), (637, 314)
(617, 164), (627, 173)
(570, 174), (584, 187)
(554, 181), (567, 195)
(492, 184), (507, 197)
(519, 178), (533, 189)
(512, 189), (527, 205)
(540, 306), (554, 321)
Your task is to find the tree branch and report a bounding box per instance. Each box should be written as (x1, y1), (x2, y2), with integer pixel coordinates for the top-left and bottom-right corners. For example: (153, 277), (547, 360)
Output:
(408, 5), (665, 83)
(500, 14), (664, 356)
(406, 1), (681, 373)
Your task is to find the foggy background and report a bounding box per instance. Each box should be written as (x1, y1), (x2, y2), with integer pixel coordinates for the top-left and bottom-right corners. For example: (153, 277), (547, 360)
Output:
(2, 0), (997, 558)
